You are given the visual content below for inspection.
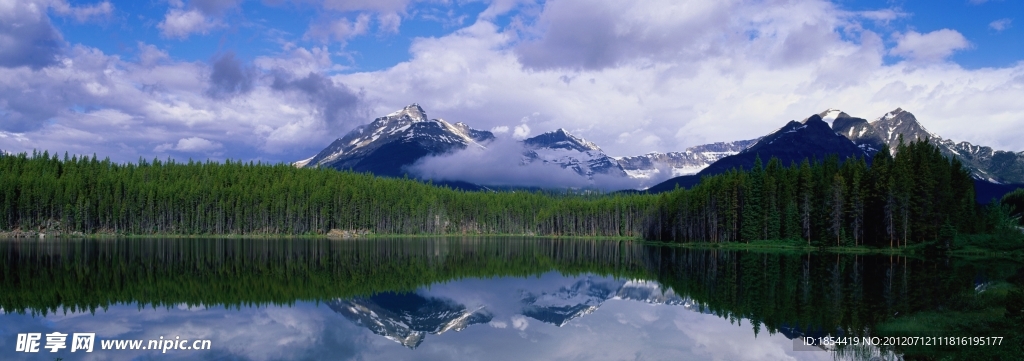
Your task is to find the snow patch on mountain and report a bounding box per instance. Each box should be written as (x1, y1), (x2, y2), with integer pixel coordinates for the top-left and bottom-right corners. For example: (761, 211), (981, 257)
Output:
(817, 108), (847, 124)
(292, 104), (494, 172)
(616, 140), (756, 181)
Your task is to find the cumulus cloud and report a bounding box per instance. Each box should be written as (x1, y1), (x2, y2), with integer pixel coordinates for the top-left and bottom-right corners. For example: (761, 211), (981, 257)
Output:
(155, 137), (224, 153)
(0, 40), (369, 163)
(0, 0), (65, 69)
(157, 0), (244, 39)
(4, 0), (1024, 172)
(511, 124), (530, 140)
(300, 0), (417, 45)
(989, 18), (1012, 32)
(407, 136), (590, 189)
(51, 1), (114, 22)
(271, 71), (365, 132)
(511, 0), (852, 71)
(207, 51), (256, 98)
(510, 315), (529, 331)
(334, 0), (1024, 157)
(890, 29), (970, 63)
(305, 14), (372, 44)
(407, 136), (652, 190)
(158, 8), (219, 39)
(491, 125), (509, 134)
(191, 0), (243, 16)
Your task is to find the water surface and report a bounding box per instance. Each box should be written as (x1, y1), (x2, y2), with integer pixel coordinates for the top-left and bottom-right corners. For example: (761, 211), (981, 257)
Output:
(1, 237), (1019, 360)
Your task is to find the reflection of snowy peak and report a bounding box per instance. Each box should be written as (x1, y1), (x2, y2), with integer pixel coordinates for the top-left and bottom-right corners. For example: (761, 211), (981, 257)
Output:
(616, 140), (757, 179)
(294, 104), (495, 176)
(327, 292), (492, 349)
(520, 277), (696, 327)
(613, 280), (686, 305)
(522, 129), (628, 178)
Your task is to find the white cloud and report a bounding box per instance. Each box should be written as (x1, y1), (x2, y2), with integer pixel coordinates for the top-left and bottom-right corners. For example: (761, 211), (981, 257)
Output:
(158, 8), (219, 39)
(511, 124), (530, 140)
(490, 125), (509, 134)
(510, 315), (529, 331)
(5, 0), (1024, 171)
(155, 137), (223, 153)
(0, 41), (366, 163)
(890, 29), (970, 63)
(335, 0), (1024, 158)
(306, 14), (372, 44)
(51, 0), (114, 22)
(989, 18), (1012, 32)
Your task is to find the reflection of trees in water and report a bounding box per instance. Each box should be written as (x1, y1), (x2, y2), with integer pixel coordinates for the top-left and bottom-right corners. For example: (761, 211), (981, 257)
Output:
(0, 237), (655, 315)
(1, 238), (1018, 358)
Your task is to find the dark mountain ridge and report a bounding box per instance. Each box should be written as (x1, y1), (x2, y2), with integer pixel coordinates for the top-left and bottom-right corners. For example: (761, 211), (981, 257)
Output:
(647, 114), (867, 193)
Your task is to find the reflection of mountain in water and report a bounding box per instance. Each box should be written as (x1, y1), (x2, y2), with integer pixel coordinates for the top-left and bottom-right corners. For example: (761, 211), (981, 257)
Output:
(329, 276), (719, 347)
(520, 277), (708, 327)
(327, 292), (492, 348)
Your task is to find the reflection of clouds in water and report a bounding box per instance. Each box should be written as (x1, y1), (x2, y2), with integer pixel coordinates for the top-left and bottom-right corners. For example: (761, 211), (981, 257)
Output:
(1, 273), (834, 361)
(510, 315), (530, 331)
(0, 303), (360, 361)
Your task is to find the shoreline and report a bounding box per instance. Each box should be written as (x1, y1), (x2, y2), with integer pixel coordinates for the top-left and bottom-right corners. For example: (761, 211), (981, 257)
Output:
(2, 231), (1021, 258)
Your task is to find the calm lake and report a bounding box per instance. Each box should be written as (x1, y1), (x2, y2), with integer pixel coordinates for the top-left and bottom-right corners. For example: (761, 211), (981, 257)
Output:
(1, 237), (1021, 360)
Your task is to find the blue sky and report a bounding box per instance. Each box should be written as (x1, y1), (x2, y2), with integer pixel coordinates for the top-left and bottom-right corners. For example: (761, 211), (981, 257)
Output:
(1, 0), (1023, 164)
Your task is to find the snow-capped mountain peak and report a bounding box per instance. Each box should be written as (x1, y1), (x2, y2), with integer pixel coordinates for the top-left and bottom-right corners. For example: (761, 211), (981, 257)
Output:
(293, 104), (494, 176)
(616, 139), (757, 181)
(525, 128), (602, 152)
(875, 107), (905, 123)
(817, 108), (849, 124)
(385, 103), (429, 122)
(521, 129), (626, 179)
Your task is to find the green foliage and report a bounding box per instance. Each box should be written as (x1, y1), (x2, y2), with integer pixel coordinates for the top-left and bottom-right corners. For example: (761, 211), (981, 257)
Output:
(0, 151), (656, 237)
(0, 139), (1007, 250)
(2, 237), (1021, 359)
(1002, 188), (1024, 226)
(647, 139), (986, 250)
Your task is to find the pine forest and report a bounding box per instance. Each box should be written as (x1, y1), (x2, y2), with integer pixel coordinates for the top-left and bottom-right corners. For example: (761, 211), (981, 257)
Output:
(1, 139), (1019, 249)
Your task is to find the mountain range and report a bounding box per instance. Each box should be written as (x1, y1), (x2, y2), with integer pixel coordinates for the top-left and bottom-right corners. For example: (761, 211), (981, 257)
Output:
(295, 104), (1024, 199)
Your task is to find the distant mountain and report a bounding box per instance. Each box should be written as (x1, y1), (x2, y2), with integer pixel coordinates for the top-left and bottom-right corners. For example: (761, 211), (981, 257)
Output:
(832, 108), (1024, 184)
(615, 140), (756, 179)
(327, 292), (492, 349)
(295, 105), (762, 188)
(294, 104), (494, 177)
(648, 108), (1024, 196)
(295, 104), (1022, 193)
(647, 113), (866, 193)
(522, 129), (628, 178)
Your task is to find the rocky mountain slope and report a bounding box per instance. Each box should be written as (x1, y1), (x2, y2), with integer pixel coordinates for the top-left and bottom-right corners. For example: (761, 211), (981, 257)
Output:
(832, 107), (1024, 184)
(522, 129), (628, 179)
(296, 104), (1022, 193)
(294, 104), (494, 177)
(615, 140), (757, 179)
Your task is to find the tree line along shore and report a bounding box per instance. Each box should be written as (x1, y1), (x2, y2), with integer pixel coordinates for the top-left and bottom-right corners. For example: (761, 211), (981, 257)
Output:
(1, 139), (1021, 251)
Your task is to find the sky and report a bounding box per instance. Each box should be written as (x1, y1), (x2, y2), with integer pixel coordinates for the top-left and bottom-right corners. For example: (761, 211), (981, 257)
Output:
(1, 0), (1023, 164)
